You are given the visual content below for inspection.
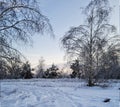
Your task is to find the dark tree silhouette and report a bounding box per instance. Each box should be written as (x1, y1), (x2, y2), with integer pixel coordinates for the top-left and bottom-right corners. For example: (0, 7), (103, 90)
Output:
(70, 60), (81, 78)
(22, 61), (33, 79)
(43, 64), (59, 78)
(97, 48), (120, 79)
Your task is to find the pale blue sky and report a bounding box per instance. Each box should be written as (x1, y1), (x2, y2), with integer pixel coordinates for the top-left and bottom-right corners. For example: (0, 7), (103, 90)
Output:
(20, 0), (119, 67)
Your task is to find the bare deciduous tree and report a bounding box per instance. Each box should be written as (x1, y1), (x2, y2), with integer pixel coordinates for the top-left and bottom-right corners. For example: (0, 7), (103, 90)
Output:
(0, 0), (53, 62)
(0, 0), (53, 78)
(62, 0), (120, 86)
(36, 57), (45, 78)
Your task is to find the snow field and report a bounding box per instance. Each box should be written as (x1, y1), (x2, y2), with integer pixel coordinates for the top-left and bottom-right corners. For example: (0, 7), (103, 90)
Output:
(0, 79), (120, 107)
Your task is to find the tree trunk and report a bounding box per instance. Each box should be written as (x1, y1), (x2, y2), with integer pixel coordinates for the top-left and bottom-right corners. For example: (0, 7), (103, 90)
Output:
(88, 77), (94, 86)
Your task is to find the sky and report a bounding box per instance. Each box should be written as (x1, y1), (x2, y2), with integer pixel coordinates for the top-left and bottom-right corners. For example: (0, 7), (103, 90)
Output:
(19, 0), (119, 67)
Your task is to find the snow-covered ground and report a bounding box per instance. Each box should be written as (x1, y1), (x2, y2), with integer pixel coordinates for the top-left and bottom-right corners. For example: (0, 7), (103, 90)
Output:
(0, 79), (120, 107)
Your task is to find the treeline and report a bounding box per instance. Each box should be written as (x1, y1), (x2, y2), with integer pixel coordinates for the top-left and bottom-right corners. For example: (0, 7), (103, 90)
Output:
(0, 58), (68, 79)
(0, 61), (32, 79)
(0, 55), (120, 80)
(36, 63), (59, 78)
(70, 53), (120, 80)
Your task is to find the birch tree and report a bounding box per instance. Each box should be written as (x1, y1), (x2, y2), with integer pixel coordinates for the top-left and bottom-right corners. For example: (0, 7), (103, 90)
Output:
(62, 0), (120, 86)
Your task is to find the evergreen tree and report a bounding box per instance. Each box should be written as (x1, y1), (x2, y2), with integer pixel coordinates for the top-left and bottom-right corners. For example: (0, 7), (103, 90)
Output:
(22, 61), (33, 79)
(70, 60), (81, 78)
